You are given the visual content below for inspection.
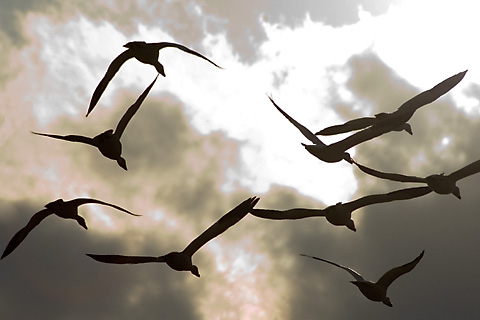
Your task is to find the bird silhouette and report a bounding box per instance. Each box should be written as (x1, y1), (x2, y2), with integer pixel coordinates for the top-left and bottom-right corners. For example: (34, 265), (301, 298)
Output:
(87, 41), (222, 116)
(300, 250), (424, 307)
(251, 186), (431, 231)
(267, 95), (430, 164)
(316, 70), (467, 136)
(86, 196), (259, 277)
(354, 158), (480, 199)
(2, 198), (139, 259)
(267, 95), (353, 163)
(32, 75), (158, 170)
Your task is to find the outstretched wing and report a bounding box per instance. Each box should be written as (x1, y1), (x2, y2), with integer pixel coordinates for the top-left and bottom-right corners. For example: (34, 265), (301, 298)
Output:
(152, 42), (222, 69)
(250, 208), (326, 220)
(448, 159), (480, 182)
(316, 117), (377, 135)
(68, 198), (140, 216)
(346, 186), (432, 211)
(183, 197), (259, 256)
(114, 75), (158, 139)
(1, 209), (52, 259)
(325, 122), (391, 153)
(87, 50), (135, 116)
(86, 254), (164, 264)
(267, 96), (326, 147)
(31, 131), (96, 147)
(376, 250), (424, 290)
(396, 70), (467, 115)
(300, 254), (365, 282)
(354, 161), (426, 183)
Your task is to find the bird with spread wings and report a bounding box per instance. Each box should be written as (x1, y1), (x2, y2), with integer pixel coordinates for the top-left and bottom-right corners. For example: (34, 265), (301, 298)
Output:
(86, 197), (259, 277)
(354, 158), (480, 199)
(2, 198), (138, 259)
(32, 75), (158, 170)
(87, 41), (222, 116)
(316, 70), (467, 136)
(300, 250), (425, 307)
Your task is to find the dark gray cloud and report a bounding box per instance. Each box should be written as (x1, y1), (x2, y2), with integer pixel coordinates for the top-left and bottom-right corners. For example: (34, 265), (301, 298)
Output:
(0, 200), (200, 320)
(0, 0), (61, 45)
(0, 87), (251, 319)
(225, 53), (480, 319)
(33, 85), (244, 221)
(0, 1), (142, 46)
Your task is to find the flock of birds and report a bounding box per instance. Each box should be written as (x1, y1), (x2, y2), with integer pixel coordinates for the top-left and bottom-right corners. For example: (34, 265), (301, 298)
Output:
(2, 40), (477, 308)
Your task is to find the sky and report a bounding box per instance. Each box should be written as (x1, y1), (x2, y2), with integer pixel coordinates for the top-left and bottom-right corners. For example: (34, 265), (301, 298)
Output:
(0, 0), (479, 319)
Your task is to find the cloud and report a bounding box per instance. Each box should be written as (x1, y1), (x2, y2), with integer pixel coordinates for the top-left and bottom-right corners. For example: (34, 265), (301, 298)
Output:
(2, 1), (480, 319)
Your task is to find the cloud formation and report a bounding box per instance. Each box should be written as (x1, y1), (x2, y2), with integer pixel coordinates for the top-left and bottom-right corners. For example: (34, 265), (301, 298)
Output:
(1, 0), (480, 319)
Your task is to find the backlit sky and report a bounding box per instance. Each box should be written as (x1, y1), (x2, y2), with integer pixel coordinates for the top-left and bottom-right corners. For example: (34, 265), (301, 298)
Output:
(1, 0), (480, 319)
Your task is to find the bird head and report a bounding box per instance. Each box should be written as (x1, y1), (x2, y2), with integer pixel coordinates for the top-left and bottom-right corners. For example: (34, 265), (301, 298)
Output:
(76, 216), (88, 230)
(117, 157), (127, 171)
(404, 123), (413, 135)
(452, 186), (461, 199)
(346, 219), (356, 232)
(382, 296), (393, 307)
(123, 41), (146, 49)
(45, 199), (65, 209)
(191, 265), (200, 277)
(154, 63), (166, 77)
(343, 153), (353, 164)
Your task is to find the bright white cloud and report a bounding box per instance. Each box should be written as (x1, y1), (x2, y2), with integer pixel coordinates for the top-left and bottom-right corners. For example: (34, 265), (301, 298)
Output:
(372, 0), (479, 111)
(21, 0), (480, 209)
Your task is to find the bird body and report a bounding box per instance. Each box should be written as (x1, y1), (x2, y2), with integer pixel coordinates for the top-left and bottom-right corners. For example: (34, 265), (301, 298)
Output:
(123, 41), (163, 73)
(87, 197), (260, 277)
(161, 252), (197, 274)
(93, 129), (122, 155)
(301, 143), (352, 163)
(350, 280), (389, 304)
(424, 173), (458, 196)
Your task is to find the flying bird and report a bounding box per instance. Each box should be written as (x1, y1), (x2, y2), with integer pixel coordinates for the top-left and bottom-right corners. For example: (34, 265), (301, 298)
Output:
(87, 41), (222, 116)
(32, 75), (158, 170)
(251, 186), (431, 231)
(86, 196), (259, 277)
(316, 70), (467, 136)
(354, 158), (480, 199)
(300, 250), (425, 307)
(2, 198), (138, 259)
(267, 95), (353, 163)
(267, 95), (424, 163)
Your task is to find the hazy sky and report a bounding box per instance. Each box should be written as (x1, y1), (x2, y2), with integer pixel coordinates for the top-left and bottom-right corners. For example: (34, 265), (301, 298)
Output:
(1, 0), (479, 319)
